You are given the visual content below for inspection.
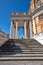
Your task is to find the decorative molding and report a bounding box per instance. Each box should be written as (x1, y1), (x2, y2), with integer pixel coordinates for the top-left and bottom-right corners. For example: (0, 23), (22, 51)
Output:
(11, 17), (31, 21)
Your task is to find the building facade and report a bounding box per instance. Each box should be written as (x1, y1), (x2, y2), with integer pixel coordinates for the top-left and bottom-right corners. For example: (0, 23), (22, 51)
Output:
(10, 0), (43, 43)
(30, 0), (43, 34)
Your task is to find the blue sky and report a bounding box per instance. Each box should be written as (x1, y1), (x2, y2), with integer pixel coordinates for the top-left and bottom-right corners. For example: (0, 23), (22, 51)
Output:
(0, 0), (30, 37)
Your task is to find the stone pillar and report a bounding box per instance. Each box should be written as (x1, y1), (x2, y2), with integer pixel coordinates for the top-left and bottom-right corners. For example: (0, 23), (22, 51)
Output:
(10, 21), (14, 39)
(24, 21), (27, 39)
(29, 21), (33, 39)
(13, 26), (15, 39)
(15, 21), (18, 39)
(33, 18), (36, 35)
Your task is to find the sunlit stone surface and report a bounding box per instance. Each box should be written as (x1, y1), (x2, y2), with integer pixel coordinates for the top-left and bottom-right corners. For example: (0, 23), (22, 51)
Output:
(0, 61), (43, 65)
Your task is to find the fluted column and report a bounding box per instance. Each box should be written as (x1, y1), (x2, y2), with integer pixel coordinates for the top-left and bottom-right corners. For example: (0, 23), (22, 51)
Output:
(15, 21), (18, 39)
(29, 21), (33, 39)
(33, 18), (36, 34)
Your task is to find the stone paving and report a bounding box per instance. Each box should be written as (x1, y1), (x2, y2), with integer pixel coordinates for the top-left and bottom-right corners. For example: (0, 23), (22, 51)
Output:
(0, 61), (43, 65)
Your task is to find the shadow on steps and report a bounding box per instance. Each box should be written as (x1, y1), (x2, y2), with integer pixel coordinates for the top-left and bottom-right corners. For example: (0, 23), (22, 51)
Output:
(0, 39), (22, 55)
(0, 39), (43, 56)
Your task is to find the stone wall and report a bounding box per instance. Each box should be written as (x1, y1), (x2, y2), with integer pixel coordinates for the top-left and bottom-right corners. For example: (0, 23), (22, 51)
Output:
(0, 31), (9, 39)
(35, 16), (43, 33)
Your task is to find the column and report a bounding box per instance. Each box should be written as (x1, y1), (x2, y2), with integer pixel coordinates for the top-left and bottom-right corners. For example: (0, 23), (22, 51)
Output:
(15, 21), (18, 39)
(33, 18), (36, 34)
(29, 21), (33, 39)
(13, 26), (15, 39)
(10, 21), (13, 39)
(24, 21), (27, 39)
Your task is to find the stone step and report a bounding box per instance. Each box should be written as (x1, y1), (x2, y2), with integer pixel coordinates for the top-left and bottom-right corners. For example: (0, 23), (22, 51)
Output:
(0, 44), (42, 49)
(0, 45), (43, 48)
(0, 53), (43, 57)
(0, 48), (43, 52)
(14, 41), (41, 44)
(0, 56), (43, 61)
(0, 51), (43, 55)
(15, 43), (41, 46)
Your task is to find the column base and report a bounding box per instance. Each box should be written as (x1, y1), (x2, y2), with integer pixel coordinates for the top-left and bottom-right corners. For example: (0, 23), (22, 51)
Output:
(23, 37), (28, 39)
(15, 37), (18, 39)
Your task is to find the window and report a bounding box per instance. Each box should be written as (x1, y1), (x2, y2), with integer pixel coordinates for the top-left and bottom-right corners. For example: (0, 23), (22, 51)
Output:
(38, 0), (41, 6)
(39, 14), (43, 20)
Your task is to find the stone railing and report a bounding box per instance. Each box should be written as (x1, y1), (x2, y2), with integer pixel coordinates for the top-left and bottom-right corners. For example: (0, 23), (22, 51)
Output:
(34, 32), (43, 38)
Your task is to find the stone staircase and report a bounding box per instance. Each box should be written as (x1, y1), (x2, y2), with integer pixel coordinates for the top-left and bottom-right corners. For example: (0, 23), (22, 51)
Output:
(0, 39), (43, 60)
